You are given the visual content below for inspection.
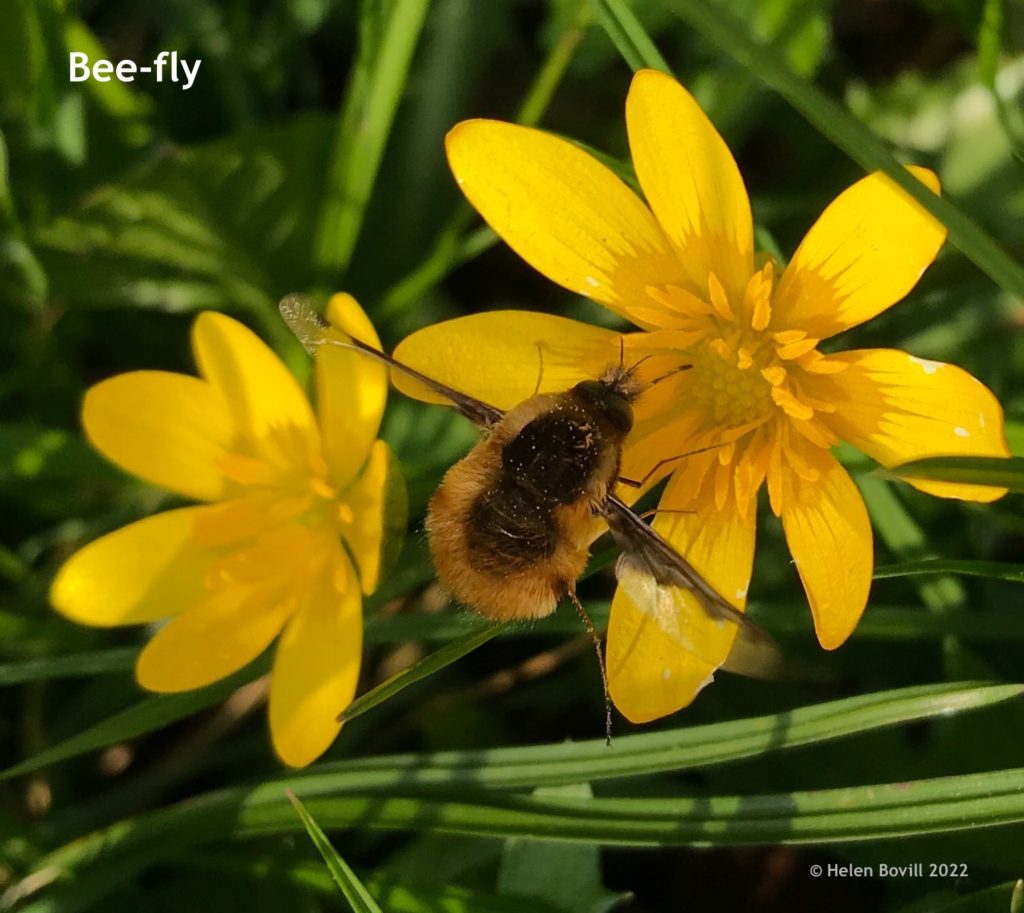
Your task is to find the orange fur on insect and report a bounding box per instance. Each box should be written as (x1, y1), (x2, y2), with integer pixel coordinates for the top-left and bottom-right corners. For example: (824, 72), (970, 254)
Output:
(427, 393), (619, 622)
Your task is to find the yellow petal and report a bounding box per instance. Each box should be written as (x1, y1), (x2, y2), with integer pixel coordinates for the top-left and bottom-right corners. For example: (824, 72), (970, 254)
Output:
(269, 550), (362, 767)
(51, 507), (217, 626)
(83, 371), (234, 501)
(136, 588), (288, 692)
(393, 311), (622, 411)
(191, 312), (318, 451)
(338, 440), (407, 595)
(813, 348), (1009, 501)
(607, 475), (756, 723)
(446, 119), (684, 323)
(626, 69), (754, 306)
(317, 294), (388, 490)
(780, 449), (871, 649)
(774, 168), (946, 338)
(617, 398), (703, 498)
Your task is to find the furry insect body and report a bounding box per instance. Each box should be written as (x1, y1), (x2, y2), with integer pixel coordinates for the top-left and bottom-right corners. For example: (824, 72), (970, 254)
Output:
(279, 294), (780, 687)
(428, 369), (640, 621)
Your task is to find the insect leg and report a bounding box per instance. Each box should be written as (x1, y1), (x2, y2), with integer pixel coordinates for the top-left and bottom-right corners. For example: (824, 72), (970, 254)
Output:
(568, 590), (612, 747)
(618, 442), (725, 489)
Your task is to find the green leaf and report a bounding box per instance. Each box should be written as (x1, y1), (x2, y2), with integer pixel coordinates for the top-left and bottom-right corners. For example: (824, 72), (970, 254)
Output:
(977, 0), (1003, 90)
(1012, 879), (1024, 913)
(312, 0), (431, 280)
(250, 765), (1024, 845)
(181, 851), (558, 913)
(0, 648), (136, 685)
(64, 19), (152, 147)
(0, 662), (263, 781)
(499, 783), (628, 913)
(339, 623), (502, 723)
(378, 3), (594, 317)
(0, 422), (120, 518)
(287, 791), (384, 913)
(13, 682), (1020, 911)
(590, 0), (669, 73)
(32, 115), (336, 349)
(376, 441), (410, 587)
(663, 0), (1024, 302)
(884, 456), (1024, 493)
(859, 475), (965, 613)
(892, 881), (1024, 913)
(875, 559), (1024, 584)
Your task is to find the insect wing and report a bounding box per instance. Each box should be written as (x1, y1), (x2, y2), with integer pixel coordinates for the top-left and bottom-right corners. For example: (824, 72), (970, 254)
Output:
(280, 293), (332, 356)
(605, 551), (740, 722)
(279, 295), (503, 428)
(603, 496), (781, 721)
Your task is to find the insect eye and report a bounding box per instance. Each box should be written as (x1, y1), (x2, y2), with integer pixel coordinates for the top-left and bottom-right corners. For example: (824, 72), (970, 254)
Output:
(574, 380), (604, 400)
(605, 395), (634, 433)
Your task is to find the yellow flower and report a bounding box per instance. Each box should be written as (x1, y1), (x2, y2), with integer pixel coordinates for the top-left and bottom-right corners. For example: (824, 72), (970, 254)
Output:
(392, 70), (1009, 723)
(51, 295), (402, 766)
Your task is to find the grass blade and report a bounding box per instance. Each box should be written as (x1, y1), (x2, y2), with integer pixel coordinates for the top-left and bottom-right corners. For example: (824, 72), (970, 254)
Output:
(312, 0), (431, 280)
(874, 559), (1024, 584)
(15, 682), (1020, 909)
(664, 0), (1024, 302)
(884, 456), (1024, 493)
(249, 766), (1024, 845)
(0, 648), (136, 685)
(590, 0), (669, 73)
(329, 682), (1023, 789)
(287, 791), (384, 913)
(0, 665), (261, 781)
(339, 623), (502, 723)
(379, 2), (594, 317)
(19, 744), (1024, 913)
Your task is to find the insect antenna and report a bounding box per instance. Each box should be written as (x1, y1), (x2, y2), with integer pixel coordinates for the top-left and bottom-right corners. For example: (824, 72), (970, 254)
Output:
(647, 361), (693, 387)
(567, 590), (612, 747)
(532, 342), (545, 396)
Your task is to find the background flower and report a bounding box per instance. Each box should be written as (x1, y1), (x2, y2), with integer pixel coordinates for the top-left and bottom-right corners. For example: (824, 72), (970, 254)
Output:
(5, 2), (1024, 907)
(392, 70), (1009, 722)
(51, 295), (404, 766)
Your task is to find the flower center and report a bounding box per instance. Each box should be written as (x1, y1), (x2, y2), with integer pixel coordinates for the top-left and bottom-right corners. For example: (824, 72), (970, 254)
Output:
(650, 262), (847, 450)
(690, 330), (774, 427)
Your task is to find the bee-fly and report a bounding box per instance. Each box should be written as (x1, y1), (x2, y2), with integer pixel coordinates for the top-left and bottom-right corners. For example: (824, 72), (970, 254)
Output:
(280, 295), (780, 735)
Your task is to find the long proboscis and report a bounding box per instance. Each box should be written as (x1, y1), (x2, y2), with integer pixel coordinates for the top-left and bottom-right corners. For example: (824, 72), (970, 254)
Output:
(279, 295), (501, 428)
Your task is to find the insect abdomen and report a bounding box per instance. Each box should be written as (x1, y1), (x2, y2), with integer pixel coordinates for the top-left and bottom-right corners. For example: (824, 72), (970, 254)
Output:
(425, 394), (621, 621)
(465, 484), (558, 573)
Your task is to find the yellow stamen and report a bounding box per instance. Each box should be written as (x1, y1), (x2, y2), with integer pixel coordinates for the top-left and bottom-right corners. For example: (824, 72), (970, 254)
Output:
(218, 453), (277, 487)
(772, 329), (807, 345)
(760, 365), (787, 386)
(771, 385), (815, 420)
(777, 337), (820, 360)
(647, 284), (714, 317)
(707, 272), (735, 321)
(309, 477), (336, 500)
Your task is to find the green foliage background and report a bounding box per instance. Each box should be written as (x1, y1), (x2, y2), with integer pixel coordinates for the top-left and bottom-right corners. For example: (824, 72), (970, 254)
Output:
(2, 0), (1024, 910)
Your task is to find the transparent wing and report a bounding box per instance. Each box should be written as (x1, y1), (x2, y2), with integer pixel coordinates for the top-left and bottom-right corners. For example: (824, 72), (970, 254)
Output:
(279, 294), (504, 428)
(604, 494), (782, 680)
